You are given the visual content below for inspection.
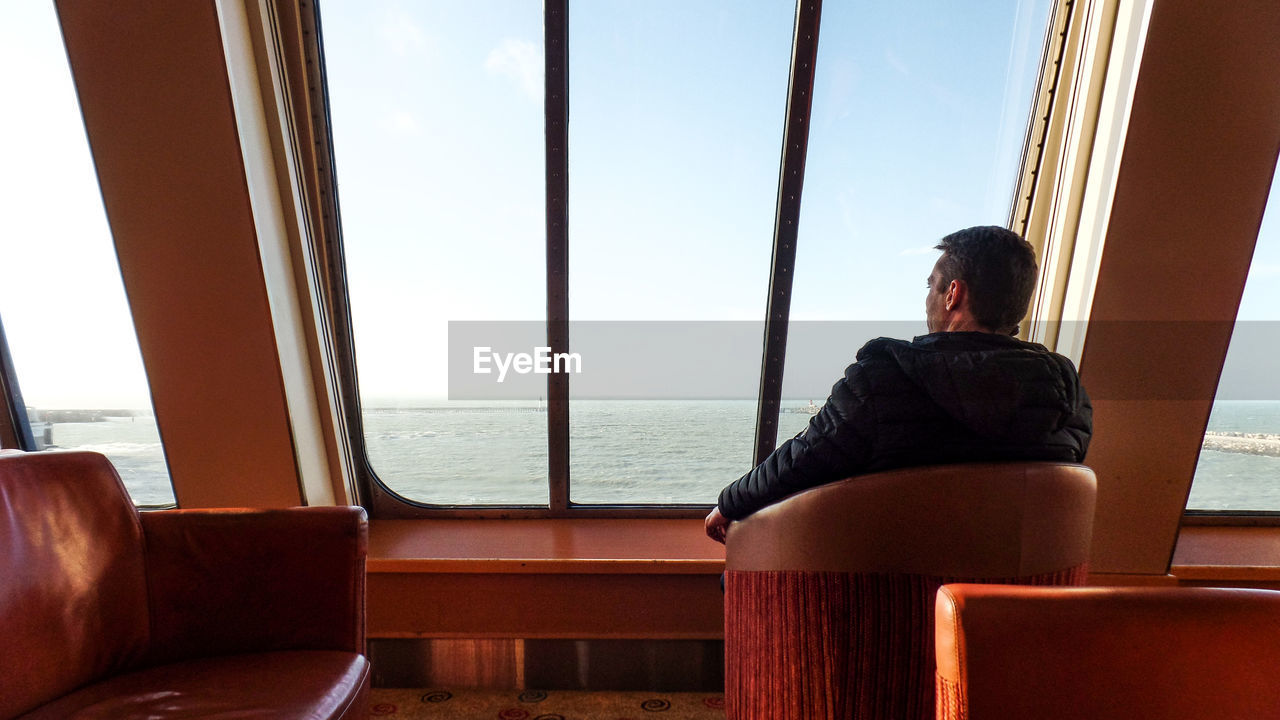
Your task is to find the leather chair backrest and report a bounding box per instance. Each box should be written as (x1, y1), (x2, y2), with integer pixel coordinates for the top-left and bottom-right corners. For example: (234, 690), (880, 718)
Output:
(723, 463), (1096, 720)
(726, 462), (1096, 576)
(935, 584), (1280, 719)
(0, 451), (150, 719)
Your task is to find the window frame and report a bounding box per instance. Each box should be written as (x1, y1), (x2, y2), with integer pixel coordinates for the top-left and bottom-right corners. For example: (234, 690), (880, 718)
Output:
(305, 0), (1066, 518)
(1007, 0), (1280, 525)
(0, 315), (35, 451)
(1182, 174), (1280, 523)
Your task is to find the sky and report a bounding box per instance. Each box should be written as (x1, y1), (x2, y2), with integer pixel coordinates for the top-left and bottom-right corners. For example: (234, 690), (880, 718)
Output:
(0, 1), (152, 409)
(322, 0), (1058, 401)
(0, 0), (1277, 409)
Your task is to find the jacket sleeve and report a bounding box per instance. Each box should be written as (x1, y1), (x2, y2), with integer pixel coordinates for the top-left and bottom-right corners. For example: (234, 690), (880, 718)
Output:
(717, 364), (877, 520)
(1048, 351), (1094, 462)
(1067, 382), (1093, 461)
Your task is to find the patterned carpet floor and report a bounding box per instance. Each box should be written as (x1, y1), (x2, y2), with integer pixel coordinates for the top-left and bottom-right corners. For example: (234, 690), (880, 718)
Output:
(369, 688), (726, 719)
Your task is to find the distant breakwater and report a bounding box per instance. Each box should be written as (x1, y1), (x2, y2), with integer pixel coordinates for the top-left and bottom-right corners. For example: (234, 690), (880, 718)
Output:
(1203, 431), (1280, 458)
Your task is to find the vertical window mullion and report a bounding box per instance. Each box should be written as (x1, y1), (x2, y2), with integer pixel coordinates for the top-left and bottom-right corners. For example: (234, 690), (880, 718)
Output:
(0, 315), (36, 450)
(754, 0), (822, 466)
(546, 0), (571, 512)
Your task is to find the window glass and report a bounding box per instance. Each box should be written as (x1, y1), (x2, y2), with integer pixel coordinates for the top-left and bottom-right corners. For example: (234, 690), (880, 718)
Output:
(1188, 167), (1280, 511)
(567, 0), (793, 504)
(778, 0), (1054, 442)
(322, 0), (1058, 508)
(320, 1), (549, 504)
(0, 1), (172, 505)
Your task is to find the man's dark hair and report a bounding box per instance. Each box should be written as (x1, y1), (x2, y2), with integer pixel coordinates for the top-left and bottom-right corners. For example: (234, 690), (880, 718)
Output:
(934, 226), (1038, 334)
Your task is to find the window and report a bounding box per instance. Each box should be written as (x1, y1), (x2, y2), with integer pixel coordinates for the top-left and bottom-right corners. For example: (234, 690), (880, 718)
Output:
(777, 0), (1055, 444)
(317, 1), (1059, 511)
(566, 0), (793, 504)
(1187, 164), (1280, 511)
(322, 1), (549, 505)
(0, 1), (172, 505)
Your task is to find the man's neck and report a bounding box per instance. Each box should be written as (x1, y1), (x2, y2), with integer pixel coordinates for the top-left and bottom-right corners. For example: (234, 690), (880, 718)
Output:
(936, 316), (997, 333)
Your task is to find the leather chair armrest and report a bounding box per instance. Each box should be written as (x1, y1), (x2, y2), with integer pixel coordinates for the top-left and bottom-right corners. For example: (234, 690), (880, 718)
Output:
(139, 506), (367, 665)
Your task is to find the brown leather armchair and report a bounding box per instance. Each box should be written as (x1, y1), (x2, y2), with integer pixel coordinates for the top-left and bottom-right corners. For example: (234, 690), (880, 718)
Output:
(724, 462), (1096, 720)
(0, 450), (369, 720)
(934, 584), (1280, 720)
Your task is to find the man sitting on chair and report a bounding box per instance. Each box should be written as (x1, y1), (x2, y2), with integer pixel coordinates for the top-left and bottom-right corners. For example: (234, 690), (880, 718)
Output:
(705, 225), (1092, 542)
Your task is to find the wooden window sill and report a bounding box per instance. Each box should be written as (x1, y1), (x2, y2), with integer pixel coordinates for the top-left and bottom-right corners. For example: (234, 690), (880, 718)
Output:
(1171, 525), (1280, 583)
(368, 517), (725, 575)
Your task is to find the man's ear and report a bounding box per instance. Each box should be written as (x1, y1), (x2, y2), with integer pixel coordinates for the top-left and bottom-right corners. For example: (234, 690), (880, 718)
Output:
(945, 279), (964, 311)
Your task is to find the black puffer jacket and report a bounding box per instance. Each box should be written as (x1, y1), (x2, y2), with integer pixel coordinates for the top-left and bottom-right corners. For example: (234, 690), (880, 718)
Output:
(718, 332), (1092, 520)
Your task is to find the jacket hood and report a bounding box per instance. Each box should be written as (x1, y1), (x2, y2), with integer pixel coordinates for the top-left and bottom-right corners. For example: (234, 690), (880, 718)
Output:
(858, 332), (1086, 441)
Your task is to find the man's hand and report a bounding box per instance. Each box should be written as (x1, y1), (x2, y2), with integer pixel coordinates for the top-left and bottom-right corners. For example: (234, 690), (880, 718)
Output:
(705, 506), (730, 544)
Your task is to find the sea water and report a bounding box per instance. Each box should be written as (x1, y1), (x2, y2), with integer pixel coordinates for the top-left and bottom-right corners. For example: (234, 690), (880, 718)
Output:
(1188, 401), (1280, 510)
(42, 400), (1280, 511)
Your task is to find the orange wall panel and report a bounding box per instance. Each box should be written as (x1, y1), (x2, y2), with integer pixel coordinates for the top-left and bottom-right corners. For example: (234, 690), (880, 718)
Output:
(1080, 0), (1280, 572)
(56, 0), (302, 507)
